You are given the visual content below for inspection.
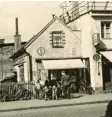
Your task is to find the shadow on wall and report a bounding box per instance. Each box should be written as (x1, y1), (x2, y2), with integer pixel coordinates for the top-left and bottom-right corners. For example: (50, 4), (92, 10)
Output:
(96, 40), (107, 50)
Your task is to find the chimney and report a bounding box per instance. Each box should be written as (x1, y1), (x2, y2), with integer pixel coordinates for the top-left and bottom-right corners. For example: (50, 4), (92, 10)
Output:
(14, 17), (21, 52)
(16, 18), (19, 35)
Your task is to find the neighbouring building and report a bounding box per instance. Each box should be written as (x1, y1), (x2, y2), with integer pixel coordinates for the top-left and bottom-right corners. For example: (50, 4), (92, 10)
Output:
(0, 18), (26, 83)
(60, 1), (112, 92)
(0, 39), (14, 81)
(11, 1), (112, 93)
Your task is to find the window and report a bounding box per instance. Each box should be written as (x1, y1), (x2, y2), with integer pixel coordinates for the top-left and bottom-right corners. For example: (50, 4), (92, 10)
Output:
(51, 31), (65, 48)
(101, 22), (111, 39)
(19, 64), (24, 82)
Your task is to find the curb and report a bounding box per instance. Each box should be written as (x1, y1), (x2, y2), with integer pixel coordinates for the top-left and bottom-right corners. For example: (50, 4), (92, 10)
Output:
(0, 100), (111, 112)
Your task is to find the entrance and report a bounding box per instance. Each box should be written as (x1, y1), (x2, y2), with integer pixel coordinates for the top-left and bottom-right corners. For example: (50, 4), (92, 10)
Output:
(37, 58), (91, 93)
(48, 68), (90, 93)
(102, 56), (112, 90)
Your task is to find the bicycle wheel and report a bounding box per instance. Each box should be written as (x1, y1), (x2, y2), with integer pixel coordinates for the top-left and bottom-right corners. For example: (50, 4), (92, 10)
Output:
(86, 88), (94, 95)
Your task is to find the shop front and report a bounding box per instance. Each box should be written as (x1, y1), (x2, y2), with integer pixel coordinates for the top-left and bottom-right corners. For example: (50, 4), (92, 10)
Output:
(36, 59), (90, 93)
(11, 16), (91, 93)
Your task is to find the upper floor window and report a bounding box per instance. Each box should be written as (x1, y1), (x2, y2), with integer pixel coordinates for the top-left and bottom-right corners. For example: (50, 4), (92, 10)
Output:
(51, 31), (65, 48)
(101, 22), (111, 39)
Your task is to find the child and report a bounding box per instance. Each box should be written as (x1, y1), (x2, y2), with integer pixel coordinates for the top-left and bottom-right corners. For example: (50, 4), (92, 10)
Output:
(51, 77), (58, 100)
(44, 86), (49, 100)
(52, 85), (57, 100)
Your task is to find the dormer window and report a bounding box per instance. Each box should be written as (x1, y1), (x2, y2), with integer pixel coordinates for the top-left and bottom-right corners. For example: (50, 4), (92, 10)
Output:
(51, 31), (65, 48)
(101, 22), (111, 39)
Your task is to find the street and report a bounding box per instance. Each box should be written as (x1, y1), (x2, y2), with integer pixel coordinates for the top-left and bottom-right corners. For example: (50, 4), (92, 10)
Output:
(0, 103), (107, 117)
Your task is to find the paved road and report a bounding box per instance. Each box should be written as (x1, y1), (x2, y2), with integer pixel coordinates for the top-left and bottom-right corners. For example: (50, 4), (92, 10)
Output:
(0, 103), (108, 117)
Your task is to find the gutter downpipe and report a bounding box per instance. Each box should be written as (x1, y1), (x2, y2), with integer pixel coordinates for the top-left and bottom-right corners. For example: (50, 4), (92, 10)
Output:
(26, 52), (33, 82)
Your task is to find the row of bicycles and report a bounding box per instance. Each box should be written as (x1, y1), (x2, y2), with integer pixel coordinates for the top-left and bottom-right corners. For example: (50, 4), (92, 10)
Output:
(0, 80), (95, 102)
(0, 85), (32, 102)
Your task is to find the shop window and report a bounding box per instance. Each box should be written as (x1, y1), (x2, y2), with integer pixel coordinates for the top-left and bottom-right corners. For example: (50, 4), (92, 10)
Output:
(19, 64), (24, 82)
(51, 31), (65, 48)
(101, 22), (111, 39)
(37, 62), (48, 80)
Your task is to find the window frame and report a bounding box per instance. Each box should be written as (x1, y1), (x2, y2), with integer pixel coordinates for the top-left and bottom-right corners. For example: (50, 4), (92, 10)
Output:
(51, 31), (65, 48)
(101, 21), (112, 39)
(19, 64), (25, 83)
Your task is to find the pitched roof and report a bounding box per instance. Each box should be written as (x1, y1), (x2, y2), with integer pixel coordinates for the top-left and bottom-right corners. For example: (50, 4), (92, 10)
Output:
(11, 16), (81, 58)
(24, 16), (80, 48)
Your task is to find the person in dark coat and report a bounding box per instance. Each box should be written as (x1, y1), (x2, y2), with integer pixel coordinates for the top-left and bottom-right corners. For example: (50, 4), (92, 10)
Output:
(44, 80), (49, 88)
(105, 100), (112, 117)
(44, 80), (50, 100)
(50, 77), (57, 87)
(61, 71), (70, 99)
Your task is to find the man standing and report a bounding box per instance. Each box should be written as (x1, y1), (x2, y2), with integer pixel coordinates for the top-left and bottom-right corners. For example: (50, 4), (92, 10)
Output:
(61, 71), (70, 99)
(35, 80), (41, 99)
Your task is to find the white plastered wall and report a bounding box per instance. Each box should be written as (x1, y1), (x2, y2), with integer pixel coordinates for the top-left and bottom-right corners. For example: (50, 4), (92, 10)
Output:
(80, 13), (103, 91)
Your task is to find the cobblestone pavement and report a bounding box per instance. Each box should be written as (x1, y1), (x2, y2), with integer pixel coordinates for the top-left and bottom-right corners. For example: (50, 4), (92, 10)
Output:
(0, 103), (107, 117)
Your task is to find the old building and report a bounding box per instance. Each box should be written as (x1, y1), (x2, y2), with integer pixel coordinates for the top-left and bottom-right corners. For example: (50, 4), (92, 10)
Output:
(11, 1), (112, 93)
(11, 16), (87, 93)
(0, 39), (14, 81)
(60, 1), (112, 92)
(0, 41), (25, 83)
(0, 18), (26, 83)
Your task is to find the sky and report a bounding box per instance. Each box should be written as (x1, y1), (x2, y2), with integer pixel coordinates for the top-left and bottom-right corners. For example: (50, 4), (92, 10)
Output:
(0, 1), (63, 43)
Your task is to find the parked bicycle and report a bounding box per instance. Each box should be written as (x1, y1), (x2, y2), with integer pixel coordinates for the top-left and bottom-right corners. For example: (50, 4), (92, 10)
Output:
(1, 85), (32, 102)
(14, 85), (32, 100)
(79, 80), (94, 95)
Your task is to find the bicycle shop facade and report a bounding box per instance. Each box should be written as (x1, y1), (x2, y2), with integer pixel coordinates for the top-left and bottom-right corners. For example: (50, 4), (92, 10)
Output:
(11, 16), (89, 93)
(10, 1), (112, 94)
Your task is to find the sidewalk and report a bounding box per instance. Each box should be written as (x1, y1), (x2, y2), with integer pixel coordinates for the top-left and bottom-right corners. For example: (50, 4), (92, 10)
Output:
(0, 93), (111, 112)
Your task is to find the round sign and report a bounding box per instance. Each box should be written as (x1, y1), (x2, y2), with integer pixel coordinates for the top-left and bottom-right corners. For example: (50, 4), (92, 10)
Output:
(93, 54), (100, 61)
(37, 47), (45, 56)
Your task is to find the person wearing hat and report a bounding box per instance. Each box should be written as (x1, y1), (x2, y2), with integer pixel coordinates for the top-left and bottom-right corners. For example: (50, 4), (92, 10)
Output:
(61, 71), (70, 99)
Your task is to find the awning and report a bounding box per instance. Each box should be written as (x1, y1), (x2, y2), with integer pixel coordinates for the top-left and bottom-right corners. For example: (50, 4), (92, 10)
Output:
(0, 72), (17, 83)
(42, 59), (86, 70)
(100, 51), (112, 62)
(5, 73), (15, 79)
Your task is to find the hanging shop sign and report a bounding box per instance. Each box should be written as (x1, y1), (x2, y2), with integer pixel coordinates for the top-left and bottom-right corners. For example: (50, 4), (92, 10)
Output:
(92, 33), (100, 46)
(37, 47), (45, 56)
(93, 54), (100, 61)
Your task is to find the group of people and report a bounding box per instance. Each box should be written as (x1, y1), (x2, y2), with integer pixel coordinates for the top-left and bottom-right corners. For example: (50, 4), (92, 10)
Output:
(34, 71), (72, 100)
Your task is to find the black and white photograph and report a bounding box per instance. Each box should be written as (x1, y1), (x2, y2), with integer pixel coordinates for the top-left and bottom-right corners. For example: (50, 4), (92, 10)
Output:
(0, 1), (112, 117)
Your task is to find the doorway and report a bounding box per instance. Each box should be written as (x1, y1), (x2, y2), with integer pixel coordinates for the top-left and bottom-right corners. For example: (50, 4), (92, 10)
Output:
(102, 56), (112, 90)
(48, 68), (90, 93)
